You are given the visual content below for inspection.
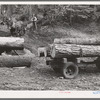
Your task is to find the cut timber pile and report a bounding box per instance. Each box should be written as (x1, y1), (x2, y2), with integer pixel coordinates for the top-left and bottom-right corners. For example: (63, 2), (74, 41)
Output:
(54, 38), (100, 45)
(40, 37), (100, 58)
(0, 37), (34, 67)
(51, 41), (100, 58)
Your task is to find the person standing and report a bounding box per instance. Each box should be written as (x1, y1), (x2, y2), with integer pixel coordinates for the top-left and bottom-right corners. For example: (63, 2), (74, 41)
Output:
(31, 14), (37, 30)
(10, 18), (16, 36)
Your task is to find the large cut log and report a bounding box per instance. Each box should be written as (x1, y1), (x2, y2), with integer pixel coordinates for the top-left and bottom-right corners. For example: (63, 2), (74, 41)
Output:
(54, 38), (100, 45)
(0, 49), (35, 67)
(0, 37), (24, 53)
(51, 44), (100, 58)
(0, 37), (24, 48)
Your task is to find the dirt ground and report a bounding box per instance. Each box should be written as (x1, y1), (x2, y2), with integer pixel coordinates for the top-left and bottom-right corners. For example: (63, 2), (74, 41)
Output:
(0, 57), (100, 90)
(0, 25), (100, 90)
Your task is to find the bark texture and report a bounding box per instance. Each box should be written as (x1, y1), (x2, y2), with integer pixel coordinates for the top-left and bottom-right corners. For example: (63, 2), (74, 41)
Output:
(0, 49), (34, 67)
(51, 44), (100, 58)
(0, 37), (24, 48)
(54, 38), (100, 45)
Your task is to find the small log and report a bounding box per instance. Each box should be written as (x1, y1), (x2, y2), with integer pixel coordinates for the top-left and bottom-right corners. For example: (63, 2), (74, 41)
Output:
(0, 49), (34, 67)
(54, 38), (100, 45)
(51, 44), (100, 58)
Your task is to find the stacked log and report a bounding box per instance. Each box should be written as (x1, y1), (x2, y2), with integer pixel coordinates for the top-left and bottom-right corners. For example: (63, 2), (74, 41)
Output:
(0, 37), (34, 67)
(51, 37), (100, 58)
(54, 38), (100, 45)
(0, 37), (24, 48)
(0, 49), (34, 67)
(0, 37), (24, 54)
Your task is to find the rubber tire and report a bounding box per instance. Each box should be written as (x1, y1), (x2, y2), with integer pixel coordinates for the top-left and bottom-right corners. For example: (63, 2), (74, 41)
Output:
(61, 62), (79, 79)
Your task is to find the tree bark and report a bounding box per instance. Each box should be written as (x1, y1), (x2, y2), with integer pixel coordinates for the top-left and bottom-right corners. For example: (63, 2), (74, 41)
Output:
(54, 38), (100, 45)
(0, 49), (34, 67)
(7, 5), (13, 18)
(51, 44), (100, 58)
(0, 37), (24, 49)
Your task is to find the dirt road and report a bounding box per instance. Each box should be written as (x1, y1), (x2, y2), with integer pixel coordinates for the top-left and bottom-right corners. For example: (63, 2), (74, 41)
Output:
(0, 57), (99, 90)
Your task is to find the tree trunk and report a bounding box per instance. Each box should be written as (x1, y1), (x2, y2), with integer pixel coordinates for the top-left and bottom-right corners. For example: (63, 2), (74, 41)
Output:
(0, 49), (34, 67)
(0, 5), (2, 16)
(54, 38), (100, 45)
(29, 5), (33, 19)
(7, 5), (13, 18)
(0, 37), (24, 48)
(51, 44), (100, 58)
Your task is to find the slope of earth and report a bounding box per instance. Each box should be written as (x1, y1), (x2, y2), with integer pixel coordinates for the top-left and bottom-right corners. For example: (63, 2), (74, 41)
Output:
(0, 24), (100, 90)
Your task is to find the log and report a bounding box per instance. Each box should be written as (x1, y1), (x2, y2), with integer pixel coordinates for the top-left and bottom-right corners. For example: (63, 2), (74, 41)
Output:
(0, 49), (34, 67)
(0, 37), (24, 48)
(0, 37), (24, 53)
(54, 38), (100, 45)
(51, 44), (100, 58)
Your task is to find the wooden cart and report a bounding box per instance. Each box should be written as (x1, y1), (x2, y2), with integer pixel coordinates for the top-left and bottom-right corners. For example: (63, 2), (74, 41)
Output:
(38, 37), (100, 79)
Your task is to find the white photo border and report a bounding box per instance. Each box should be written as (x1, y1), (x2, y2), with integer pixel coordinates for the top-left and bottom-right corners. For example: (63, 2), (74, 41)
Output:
(0, 1), (99, 98)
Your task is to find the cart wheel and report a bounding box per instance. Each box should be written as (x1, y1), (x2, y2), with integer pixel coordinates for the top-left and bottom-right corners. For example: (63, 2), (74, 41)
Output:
(95, 58), (100, 70)
(62, 62), (79, 79)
